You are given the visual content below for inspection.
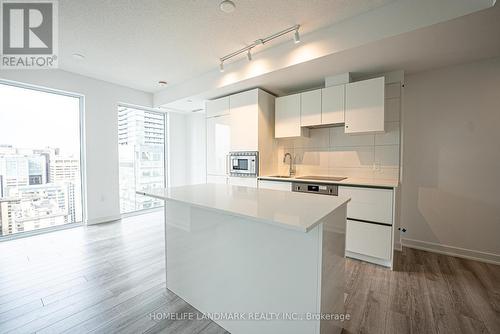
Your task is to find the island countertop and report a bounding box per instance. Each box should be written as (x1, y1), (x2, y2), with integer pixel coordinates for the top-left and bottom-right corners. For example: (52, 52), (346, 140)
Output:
(137, 183), (349, 233)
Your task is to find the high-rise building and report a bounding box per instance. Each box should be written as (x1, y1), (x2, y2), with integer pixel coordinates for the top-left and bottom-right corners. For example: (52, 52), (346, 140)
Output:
(0, 148), (82, 235)
(118, 107), (165, 212)
(49, 156), (80, 183)
(0, 198), (20, 236)
(0, 155), (29, 197)
(2, 184), (70, 234)
(28, 155), (47, 185)
(48, 156), (81, 224)
(118, 107), (165, 146)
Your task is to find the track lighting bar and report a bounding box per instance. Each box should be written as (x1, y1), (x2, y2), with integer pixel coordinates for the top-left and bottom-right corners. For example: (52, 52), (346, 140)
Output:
(219, 24), (300, 71)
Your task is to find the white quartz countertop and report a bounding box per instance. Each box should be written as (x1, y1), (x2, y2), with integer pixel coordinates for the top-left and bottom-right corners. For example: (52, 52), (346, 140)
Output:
(137, 183), (349, 233)
(258, 176), (399, 188)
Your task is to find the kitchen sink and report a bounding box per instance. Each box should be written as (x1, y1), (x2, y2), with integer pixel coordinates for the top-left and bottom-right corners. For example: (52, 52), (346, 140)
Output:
(268, 175), (292, 178)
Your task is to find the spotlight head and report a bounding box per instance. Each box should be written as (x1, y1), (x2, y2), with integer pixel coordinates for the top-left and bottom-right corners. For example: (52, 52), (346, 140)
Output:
(247, 49), (252, 61)
(219, 62), (224, 72)
(293, 29), (301, 44)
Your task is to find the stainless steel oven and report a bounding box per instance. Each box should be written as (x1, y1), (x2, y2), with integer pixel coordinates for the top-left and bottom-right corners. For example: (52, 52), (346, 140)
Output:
(229, 151), (258, 177)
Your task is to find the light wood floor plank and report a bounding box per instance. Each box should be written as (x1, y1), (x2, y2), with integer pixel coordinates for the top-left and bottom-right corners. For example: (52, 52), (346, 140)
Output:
(0, 211), (498, 334)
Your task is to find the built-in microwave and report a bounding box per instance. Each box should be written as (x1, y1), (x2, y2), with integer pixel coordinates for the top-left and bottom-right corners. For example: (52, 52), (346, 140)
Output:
(229, 151), (258, 177)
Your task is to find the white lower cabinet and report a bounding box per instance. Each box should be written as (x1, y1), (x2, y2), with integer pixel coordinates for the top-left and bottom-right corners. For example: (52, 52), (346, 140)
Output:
(346, 220), (392, 260)
(339, 185), (395, 268)
(338, 186), (393, 225)
(207, 174), (228, 184)
(257, 180), (292, 191)
(228, 177), (258, 188)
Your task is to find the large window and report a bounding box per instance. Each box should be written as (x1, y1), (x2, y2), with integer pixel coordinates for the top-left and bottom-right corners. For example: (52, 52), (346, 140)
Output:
(118, 105), (166, 214)
(0, 82), (84, 237)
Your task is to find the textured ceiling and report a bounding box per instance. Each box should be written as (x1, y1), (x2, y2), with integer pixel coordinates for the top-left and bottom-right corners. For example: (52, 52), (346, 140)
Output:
(57, 0), (394, 92)
(161, 4), (500, 112)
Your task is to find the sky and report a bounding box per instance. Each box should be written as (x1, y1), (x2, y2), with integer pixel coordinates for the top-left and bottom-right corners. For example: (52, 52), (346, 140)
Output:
(0, 83), (81, 155)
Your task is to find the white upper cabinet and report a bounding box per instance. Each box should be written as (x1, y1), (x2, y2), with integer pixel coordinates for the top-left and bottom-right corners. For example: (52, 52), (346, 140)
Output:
(230, 90), (259, 151)
(206, 88), (275, 177)
(300, 90), (321, 127)
(206, 96), (230, 117)
(275, 93), (308, 138)
(321, 85), (345, 125)
(345, 77), (385, 134)
(206, 114), (231, 176)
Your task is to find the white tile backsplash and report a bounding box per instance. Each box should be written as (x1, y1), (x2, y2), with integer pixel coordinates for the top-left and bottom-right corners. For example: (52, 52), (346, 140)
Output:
(385, 98), (400, 122)
(330, 126), (375, 147)
(330, 146), (374, 168)
(374, 167), (400, 180)
(374, 145), (400, 168)
(375, 122), (400, 145)
(294, 127), (330, 149)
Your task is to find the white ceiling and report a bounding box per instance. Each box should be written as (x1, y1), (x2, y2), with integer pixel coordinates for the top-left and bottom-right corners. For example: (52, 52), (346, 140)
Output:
(235, 3), (500, 96)
(58, 0), (395, 93)
(160, 3), (500, 112)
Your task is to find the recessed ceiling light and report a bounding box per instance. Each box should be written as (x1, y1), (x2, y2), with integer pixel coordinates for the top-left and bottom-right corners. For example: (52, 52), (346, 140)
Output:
(158, 80), (167, 86)
(72, 53), (85, 60)
(219, 0), (235, 13)
(187, 99), (193, 103)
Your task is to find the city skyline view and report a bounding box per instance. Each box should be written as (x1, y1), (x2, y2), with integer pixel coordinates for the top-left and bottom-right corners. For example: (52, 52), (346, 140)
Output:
(0, 83), (83, 237)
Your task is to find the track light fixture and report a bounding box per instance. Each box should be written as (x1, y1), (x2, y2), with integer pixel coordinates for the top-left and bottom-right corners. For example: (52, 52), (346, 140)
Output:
(294, 29), (301, 44)
(219, 24), (300, 71)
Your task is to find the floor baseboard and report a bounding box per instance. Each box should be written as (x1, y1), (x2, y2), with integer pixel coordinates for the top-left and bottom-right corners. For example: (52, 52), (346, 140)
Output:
(401, 238), (500, 265)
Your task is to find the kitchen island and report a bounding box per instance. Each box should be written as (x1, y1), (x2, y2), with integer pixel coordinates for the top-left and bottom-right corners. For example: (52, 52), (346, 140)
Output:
(138, 183), (349, 334)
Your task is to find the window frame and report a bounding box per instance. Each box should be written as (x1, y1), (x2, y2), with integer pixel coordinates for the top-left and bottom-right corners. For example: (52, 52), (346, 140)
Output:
(117, 102), (168, 216)
(0, 78), (87, 241)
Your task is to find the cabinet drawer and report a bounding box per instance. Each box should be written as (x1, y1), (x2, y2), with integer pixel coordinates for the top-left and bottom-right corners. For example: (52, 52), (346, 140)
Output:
(258, 180), (292, 191)
(346, 220), (392, 260)
(338, 186), (393, 225)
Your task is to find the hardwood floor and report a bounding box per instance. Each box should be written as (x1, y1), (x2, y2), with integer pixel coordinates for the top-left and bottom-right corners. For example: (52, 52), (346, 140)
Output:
(0, 211), (498, 334)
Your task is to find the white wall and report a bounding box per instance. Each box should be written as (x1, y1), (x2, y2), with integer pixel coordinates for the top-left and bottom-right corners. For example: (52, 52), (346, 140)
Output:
(0, 70), (153, 224)
(401, 57), (500, 263)
(168, 112), (206, 187)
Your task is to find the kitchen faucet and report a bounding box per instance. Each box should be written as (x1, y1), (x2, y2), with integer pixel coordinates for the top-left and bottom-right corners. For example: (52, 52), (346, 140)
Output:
(283, 152), (295, 177)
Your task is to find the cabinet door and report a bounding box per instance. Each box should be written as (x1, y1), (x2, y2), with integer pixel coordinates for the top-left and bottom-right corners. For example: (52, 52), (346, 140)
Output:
(206, 115), (231, 176)
(206, 96), (230, 117)
(275, 94), (302, 138)
(230, 90), (258, 151)
(321, 85), (344, 125)
(345, 77), (385, 133)
(258, 180), (292, 191)
(346, 220), (392, 260)
(338, 186), (393, 225)
(228, 177), (258, 188)
(300, 89), (321, 127)
(207, 174), (228, 184)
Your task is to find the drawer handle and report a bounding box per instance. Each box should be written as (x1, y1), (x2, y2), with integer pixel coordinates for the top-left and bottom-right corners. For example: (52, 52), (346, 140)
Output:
(348, 218), (391, 227)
